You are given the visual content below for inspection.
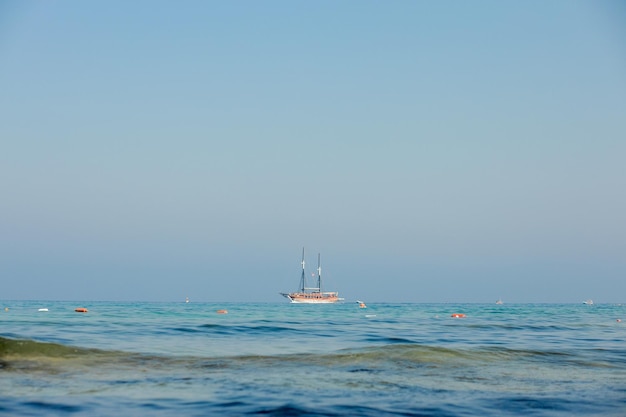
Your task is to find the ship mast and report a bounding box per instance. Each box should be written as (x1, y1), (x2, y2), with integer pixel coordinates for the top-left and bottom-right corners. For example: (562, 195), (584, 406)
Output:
(299, 247), (306, 293)
(317, 253), (322, 293)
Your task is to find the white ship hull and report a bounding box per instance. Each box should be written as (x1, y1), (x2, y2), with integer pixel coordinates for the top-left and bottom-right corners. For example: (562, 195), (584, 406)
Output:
(282, 292), (342, 304)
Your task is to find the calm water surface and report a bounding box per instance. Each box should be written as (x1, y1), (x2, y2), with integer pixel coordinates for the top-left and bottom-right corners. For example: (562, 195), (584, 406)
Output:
(1, 301), (625, 416)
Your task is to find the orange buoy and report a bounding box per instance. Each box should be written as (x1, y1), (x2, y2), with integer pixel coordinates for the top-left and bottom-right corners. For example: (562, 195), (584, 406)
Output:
(451, 313), (466, 318)
(216, 309), (228, 314)
(75, 307), (88, 313)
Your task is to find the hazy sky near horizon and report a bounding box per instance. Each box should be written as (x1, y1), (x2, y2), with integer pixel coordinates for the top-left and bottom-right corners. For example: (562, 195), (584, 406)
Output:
(1, 1), (625, 303)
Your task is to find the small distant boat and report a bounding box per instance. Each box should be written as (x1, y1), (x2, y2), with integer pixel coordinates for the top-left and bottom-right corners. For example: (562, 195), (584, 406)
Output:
(583, 299), (594, 305)
(38, 308), (49, 312)
(280, 248), (342, 304)
(496, 299), (503, 305)
(357, 300), (367, 308)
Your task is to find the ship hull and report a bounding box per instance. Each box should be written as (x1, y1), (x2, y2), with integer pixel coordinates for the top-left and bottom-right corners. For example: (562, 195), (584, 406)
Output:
(282, 292), (340, 304)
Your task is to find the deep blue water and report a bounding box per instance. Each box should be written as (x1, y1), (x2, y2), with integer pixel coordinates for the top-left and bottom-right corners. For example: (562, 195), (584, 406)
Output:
(1, 301), (625, 416)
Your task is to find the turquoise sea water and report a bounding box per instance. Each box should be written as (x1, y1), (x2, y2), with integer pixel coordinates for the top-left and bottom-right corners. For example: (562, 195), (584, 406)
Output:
(1, 301), (625, 416)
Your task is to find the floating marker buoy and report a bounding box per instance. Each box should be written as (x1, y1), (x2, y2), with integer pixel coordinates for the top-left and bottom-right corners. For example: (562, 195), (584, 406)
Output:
(216, 309), (228, 314)
(451, 313), (466, 318)
(75, 308), (88, 313)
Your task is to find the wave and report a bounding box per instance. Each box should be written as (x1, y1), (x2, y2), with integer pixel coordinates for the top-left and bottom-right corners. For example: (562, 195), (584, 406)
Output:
(2, 335), (622, 373)
(0, 336), (102, 359)
(196, 323), (311, 335)
(164, 322), (317, 337)
(0, 336), (153, 374)
(0, 397), (468, 417)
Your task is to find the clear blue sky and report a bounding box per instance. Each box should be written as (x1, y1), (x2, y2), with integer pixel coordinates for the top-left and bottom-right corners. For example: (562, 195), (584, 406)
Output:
(1, 1), (624, 303)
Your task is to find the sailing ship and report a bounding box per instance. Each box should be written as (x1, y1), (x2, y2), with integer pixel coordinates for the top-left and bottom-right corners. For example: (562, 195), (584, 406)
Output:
(280, 248), (342, 303)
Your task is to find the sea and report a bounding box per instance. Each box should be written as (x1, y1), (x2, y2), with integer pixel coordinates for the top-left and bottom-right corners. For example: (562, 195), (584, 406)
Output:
(1, 301), (625, 416)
